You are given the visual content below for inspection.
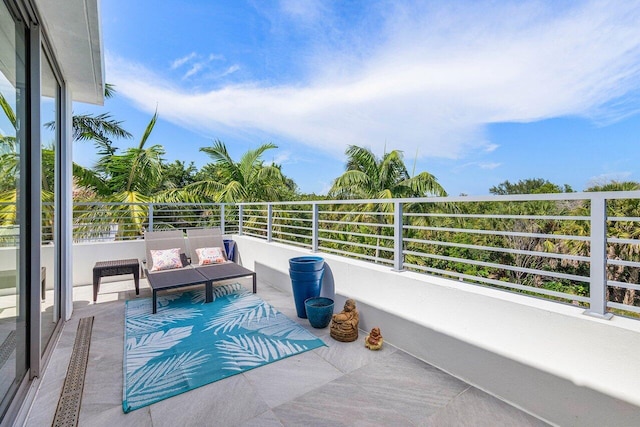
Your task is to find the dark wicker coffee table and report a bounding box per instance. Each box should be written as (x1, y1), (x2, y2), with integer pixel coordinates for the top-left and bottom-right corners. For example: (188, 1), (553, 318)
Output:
(93, 259), (140, 302)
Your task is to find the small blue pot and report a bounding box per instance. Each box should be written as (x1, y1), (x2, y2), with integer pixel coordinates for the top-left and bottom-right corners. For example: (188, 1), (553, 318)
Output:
(304, 297), (334, 328)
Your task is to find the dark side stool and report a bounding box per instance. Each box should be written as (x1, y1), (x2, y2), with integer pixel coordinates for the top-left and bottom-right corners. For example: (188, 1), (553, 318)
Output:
(93, 259), (140, 302)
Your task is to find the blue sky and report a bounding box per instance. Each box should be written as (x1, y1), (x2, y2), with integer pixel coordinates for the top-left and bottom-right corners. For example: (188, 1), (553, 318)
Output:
(73, 0), (640, 196)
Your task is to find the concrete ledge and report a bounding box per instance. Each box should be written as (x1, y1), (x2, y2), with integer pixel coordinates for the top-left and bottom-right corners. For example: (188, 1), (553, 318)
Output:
(234, 235), (640, 427)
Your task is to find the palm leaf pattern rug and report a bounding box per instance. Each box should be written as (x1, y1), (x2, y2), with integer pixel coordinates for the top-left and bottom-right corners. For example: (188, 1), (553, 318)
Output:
(123, 283), (325, 412)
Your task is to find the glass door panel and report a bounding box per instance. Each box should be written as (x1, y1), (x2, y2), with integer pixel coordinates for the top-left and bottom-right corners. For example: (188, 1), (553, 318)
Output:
(40, 50), (58, 354)
(0, 1), (27, 416)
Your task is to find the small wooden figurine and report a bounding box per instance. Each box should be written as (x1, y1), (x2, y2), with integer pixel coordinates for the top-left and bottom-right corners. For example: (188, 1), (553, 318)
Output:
(364, 327), (383, 350)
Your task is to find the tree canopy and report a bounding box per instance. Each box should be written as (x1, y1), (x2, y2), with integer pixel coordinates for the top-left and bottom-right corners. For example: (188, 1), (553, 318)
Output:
(489, 178), (573, 195)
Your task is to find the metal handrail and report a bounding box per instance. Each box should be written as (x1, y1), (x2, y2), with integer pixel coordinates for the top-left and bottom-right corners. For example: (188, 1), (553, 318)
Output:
(2, 190), (640, 318)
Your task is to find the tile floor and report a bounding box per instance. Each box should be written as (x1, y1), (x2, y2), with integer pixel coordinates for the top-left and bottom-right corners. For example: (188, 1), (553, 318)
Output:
(23, 277), (548, 426)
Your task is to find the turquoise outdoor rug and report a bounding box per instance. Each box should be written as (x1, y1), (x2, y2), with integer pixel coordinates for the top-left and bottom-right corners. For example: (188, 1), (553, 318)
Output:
(123, 283), (325, 413)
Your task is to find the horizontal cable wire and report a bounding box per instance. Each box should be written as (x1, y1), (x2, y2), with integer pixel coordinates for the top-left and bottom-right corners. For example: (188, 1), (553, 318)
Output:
(404, 224), (590, 241)
(403, 250), (589, 283)
(404, 237), (590, 262)
(404, 263), (590, 303)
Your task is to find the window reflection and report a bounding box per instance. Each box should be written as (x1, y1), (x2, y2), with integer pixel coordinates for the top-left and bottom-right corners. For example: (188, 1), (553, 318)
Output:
(40, 50), (58, 354)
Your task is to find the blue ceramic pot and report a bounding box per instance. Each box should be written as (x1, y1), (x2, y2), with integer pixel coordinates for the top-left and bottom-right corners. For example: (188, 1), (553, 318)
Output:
(288, 256), (324, 272)
(305, 297), (334, 328)
(290, 268), (325, 318)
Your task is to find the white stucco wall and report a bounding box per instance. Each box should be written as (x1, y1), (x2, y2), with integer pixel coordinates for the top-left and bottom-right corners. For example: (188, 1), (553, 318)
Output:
(72, 240), (146, 286)
(232, 235), (640, 427)
(67, 235), (640, 426)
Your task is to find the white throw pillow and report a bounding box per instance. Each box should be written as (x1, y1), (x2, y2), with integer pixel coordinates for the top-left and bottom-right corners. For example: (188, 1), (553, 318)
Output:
(150, 248), (183, 271)
(196, 247), (226, 265)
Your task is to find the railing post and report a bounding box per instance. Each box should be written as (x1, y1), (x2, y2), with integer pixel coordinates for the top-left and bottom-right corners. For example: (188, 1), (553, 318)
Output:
(585, 195), (612, 319)
(312, 203), (319, 252)
(148, 203), (154, 232)
(238, 205), (244, 236)
(267, 204), (273, 242)
(220, 204), (226, 234)
(393, 201), (404, 272)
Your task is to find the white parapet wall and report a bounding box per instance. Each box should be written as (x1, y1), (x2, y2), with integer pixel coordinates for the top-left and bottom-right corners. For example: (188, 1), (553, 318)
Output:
(72, 240), (146, 286)
(232, 234), (640, 427)
(68, 235), (640, 426)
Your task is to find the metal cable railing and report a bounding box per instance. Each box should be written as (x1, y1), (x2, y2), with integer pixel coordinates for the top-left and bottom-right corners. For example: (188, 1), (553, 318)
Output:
(2, 190), (640, 318)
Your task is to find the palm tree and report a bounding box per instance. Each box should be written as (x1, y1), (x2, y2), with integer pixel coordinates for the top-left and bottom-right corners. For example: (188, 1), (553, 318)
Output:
(44, 83), (133, 155)
(76, 111), (163, 239)
(329, 145), (446, 200)
(0, 94), (101, 234)
(328, 145), (447, 262)
(182, 140), (289, 203)
(103, 111), (162, 236)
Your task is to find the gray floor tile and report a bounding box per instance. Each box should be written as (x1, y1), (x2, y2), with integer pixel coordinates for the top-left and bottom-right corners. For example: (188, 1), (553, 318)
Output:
(314, 331), (398, 373)
(273, 380), (415, 427)
(243, 351), (343, 408)
(345, 350), (469, 422)
(149, 374), (269, 427)
(82, 336), (125, 407)
(239, 409), (285, 427)
(23, 381), (60, 427)
(424, 386), (549, 427)
(78, 404), (152, 427)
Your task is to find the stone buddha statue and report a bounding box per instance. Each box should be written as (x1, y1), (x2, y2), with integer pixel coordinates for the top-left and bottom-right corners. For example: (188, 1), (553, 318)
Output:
(364, 327), (383, 350)
(330, 299), (359, 342)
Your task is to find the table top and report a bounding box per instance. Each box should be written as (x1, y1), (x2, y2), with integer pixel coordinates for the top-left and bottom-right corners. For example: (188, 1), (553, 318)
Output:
(94, 259), (139, 268)
(146, 267), (207, 291)
(195, 262), (254, 281)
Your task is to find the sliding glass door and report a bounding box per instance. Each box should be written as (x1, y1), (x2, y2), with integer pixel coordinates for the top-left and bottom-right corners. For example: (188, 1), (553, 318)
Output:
(0, 1), (27, 416)
(40, 48), (60, 355)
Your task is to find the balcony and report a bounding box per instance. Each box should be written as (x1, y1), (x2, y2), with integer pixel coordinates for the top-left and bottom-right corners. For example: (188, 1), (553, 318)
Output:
(23, 276), (548, 426)
(11, 192), (640, 425)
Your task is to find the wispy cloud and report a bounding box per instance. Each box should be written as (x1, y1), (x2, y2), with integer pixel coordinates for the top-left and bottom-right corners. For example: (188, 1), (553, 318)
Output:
(170, 52), (197, 70)
(220, 65), (240, 78)
(453, 161), (502, 172)
(183, 63), (204, 80)
(170, 52), (230, 80)
(479, 162), (501, 170)
(587, 171), (633, 186)
(269, 151), (292, 165)
(484, 144), (499, 153)
(278, 0), (327, 23)
(108, 1), (640, 160)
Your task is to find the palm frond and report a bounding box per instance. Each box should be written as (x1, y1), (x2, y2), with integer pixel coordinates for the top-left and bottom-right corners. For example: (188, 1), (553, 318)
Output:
(0, 93), (17, 129)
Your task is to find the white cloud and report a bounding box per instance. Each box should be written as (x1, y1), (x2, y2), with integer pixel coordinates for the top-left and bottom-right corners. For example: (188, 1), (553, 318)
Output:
(171, 52), (197, 69)
(479, 162), (501, 170)
(183, 63), (204, 80)
(484, 144), (499, 153)
(107, 1), (640, 160)
(587, 171), (633, 186)
(270, 151), (292, 165)
(453, 161), (502, 172)
(279, 0), (326, 23)
(220, 65), (240, 78)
